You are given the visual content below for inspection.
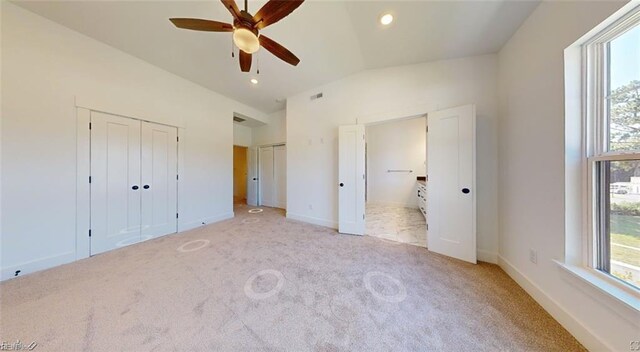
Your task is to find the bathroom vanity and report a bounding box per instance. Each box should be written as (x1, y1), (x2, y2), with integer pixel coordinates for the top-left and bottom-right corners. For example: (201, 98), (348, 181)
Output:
(417, 178), (426, 219)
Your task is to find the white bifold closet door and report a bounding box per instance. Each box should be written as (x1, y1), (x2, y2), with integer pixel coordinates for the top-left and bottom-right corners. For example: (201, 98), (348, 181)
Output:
(140, 122), (178, 238)
(273, 145), (286, 209)
(259, 146), (275, 207)
(258, 145), (286, 209)
(90, 111), (177, 255)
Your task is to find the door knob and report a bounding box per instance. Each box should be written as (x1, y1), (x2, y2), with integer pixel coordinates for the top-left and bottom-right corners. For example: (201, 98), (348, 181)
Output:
(143, 185), (150, 189)
(339, 183), (344, 187)
(462, 188), (470, 194)
(132, 185), (139, 190)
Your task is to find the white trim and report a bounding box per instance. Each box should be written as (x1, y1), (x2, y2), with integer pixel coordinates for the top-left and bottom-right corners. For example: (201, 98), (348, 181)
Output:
(477, 249), (497, 264)
(179, 212), (234, 232)
(286, 212), (338, 229)
(554, 260), (640, 324)
(74, 95), (186, 128)
(177, 128), (185, 232)
(76, 108), (91, 260)
(588, 153), (640, 162)
(254, 142), (286, 148)
(1, 251), (76, 281)
(498, 255), (613, 351)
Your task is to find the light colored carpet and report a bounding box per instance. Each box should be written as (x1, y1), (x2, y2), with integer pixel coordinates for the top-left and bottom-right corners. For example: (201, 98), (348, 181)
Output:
(0, 205), (584, 351)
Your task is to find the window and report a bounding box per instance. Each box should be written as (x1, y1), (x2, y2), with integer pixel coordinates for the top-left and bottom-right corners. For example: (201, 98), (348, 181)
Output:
(586, 10), (640, 290)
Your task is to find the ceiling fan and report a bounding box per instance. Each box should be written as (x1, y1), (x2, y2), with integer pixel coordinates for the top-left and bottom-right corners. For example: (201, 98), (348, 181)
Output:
(170, 0), (304, 72)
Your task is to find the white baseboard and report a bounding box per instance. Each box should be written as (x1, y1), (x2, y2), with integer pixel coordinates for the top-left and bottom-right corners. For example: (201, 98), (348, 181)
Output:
(286, 212), (338, 229)
(1, 251), (76, 282)
(179, 212), (234, 232)
(498, 255), (611, 351)
(1, 212), (234, 282)
(477, 249), (498, 264)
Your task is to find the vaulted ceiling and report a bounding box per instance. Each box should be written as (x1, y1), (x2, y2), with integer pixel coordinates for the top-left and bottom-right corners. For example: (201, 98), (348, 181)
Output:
(13, 0), (539, 112)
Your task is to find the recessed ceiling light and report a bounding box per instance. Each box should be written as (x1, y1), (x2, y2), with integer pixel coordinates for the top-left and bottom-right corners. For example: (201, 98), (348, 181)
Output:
(250, 78), (258, 85)
(380, 13), (393, 26)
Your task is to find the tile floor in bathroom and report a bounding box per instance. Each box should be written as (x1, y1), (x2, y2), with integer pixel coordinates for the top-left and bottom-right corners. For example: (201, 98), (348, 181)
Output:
(365, 203), (427, 247)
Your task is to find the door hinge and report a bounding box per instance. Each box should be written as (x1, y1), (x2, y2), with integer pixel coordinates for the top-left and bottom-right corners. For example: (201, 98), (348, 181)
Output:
(89, 176), (92, 183)
(177, 136), (179, 142)
(426, 224), (429, 231)
(363, 214), (365, 220)
(89, 122), (92, 130)
(176, 213), (179, 219)
(176, 174), (179, 181)
(89, 229), (92, 237)
(426, 126), (429, 133)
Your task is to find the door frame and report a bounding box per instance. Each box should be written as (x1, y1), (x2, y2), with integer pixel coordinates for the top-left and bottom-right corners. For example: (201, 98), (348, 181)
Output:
(233, 144), (249, 204)
(76, 107), (182, 260)
(362, 115), (428, 244)
(256, 143), (286, 207)
(348, 106), (476, 261)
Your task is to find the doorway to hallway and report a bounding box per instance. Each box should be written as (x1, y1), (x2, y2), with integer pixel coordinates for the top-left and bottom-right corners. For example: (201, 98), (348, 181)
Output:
(233, 145), (248, 205)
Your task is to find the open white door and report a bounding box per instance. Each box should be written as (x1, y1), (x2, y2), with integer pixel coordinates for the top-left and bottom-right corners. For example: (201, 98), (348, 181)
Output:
(338, 125), (365, 235)
(247, 147), (258, 206)
(427, 105), (476, 263)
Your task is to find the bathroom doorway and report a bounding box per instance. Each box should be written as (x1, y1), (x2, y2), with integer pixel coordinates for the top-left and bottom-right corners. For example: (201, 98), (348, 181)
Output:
(365, 116), (427, 247)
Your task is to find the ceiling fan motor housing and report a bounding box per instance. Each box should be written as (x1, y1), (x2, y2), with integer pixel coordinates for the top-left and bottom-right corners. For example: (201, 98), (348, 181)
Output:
(233, 18), (260, 54)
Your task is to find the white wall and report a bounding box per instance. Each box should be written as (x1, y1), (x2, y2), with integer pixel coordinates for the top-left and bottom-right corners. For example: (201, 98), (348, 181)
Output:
(253, 109), (286, 146)
(498, 1), (637, 350)
(366, 117), (426, 208)
(233, 124), (252, 147)
(286, 54), (498, 262)
(0, 3), (268, 280)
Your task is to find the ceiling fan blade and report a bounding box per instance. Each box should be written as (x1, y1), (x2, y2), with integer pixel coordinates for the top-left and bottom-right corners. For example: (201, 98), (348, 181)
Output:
(239, 50), (252, 72)
(221, 0), (241, 21)
(259, 35), (300, 66)
(252, 0), (304, 30)
(169, 18), (233, 32)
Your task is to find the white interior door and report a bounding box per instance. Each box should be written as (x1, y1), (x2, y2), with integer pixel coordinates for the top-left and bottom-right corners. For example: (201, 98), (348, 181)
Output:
(247, 147), (258, 206)
(259, 146), (274, 207)
(427, 105), (476, 264)
(141, 121), (178, 239)
(90, 112), (142, 255)
(273, 145), (287, 209)
(338, 125), (365, 235)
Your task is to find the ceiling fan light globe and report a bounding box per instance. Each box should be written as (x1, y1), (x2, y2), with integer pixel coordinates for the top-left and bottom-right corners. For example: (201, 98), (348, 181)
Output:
(233, 28), (260, 54)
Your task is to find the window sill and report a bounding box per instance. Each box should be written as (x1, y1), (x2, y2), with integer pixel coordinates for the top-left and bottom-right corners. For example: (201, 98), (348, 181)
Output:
(554, 260), (640, 326)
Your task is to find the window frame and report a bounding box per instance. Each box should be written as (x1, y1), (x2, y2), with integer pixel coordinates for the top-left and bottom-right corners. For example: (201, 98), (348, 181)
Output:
(583, 7), (640, 293)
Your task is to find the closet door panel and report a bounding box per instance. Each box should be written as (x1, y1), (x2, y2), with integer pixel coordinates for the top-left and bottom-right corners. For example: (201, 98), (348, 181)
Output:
(259, 146), (275, 207)
(141, 121), (178, 238)
(273, 145), (287, 209)
(90, 112), (142, 255)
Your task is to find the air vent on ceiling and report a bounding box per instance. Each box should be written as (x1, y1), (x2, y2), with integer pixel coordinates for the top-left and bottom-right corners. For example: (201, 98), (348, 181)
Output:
(233, 116), (246, 123)
(310, 92), (323, 101)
